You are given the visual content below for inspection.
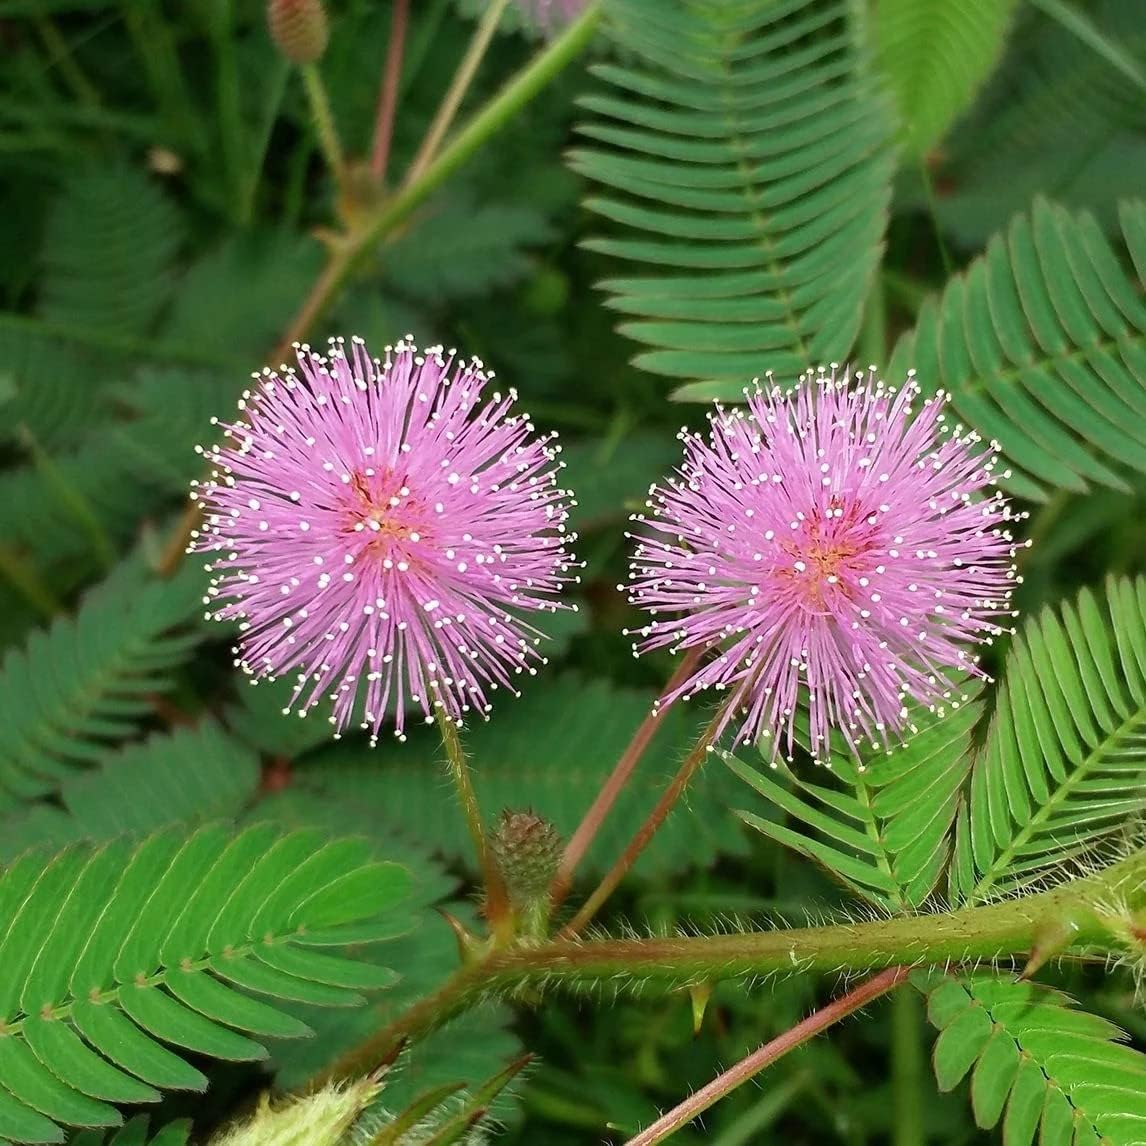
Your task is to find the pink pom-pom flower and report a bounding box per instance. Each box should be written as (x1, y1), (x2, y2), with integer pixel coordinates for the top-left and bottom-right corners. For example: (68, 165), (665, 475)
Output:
(193, 336), (577, 742)
(625, 367), (1024, 763)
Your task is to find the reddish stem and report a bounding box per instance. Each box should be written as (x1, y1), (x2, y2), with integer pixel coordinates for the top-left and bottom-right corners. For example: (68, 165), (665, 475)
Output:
(369, 0), (409, 184)
(625, 966), (911, 1146)
(550, 648), (702, 909)
(559, 709), (722, 938)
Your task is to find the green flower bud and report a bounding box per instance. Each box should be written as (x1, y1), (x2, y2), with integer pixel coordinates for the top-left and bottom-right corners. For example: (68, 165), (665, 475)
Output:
(490, 809), (562, 904)
(267, 0), (329, 64)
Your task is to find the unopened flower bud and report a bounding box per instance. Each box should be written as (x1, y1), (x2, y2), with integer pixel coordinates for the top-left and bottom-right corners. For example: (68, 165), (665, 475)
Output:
(490, 810), (562, 904)
(267, 0), (329, 64)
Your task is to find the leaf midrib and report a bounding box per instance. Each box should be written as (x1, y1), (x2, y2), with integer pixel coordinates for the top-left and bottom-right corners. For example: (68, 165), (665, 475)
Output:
(2, 926), (306, 1037)
(970, 703), (1146, 903)
(714, 24), (811, 365)
(974, 986), (1116, 1140)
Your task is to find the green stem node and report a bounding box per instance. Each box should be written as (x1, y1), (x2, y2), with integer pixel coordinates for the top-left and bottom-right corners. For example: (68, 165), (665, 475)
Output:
(311, 849), (1146, 1088)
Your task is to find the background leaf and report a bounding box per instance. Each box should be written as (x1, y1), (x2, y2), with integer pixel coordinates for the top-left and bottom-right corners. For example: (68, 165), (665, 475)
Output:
(872, 0), (1019, 157)
(568, 0), (896, 398)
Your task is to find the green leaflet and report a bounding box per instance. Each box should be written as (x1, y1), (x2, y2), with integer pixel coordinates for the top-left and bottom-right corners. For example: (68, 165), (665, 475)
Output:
(922, 972), (1146, 1145)
(871, 0), (1019, 157)
(951, 576), (1146, 905)
(38, 164), (183, 339)
(932, 3), (1146, 247)
(67, 1115), (191, 1145)
(0, 367), (239, 568)
(0, 557), (207, 811)
(726, 692), (982, 911)
(885, 198), (1146, 502)
(382, 193), (555, 303)
(568, 0), (895, 398)
(0, 827), (411, 1142)
(0, 720), (261, 860)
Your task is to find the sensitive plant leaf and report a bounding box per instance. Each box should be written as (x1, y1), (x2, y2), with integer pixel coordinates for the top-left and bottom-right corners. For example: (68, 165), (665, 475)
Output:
(569, 0), (895, 398)
(0, 557), (207, 810)
(885, 198), (1146, 502)
(951, 576), (1146, 905)
(257, 789), (521, 1118)
(383, 195), (555, 303)
(161, 232), (323, 360)
(923, 972), (1146, 1145)
(727, 691), (982, 911)
(930, 0), (1146, 247)
(0, 324), (109, 450)
(0, 368), (239, 568)
(872, 0), (1019, 157)
(39, 164), (183, 338)
(67, 1115), (191, 1145)
(0, 827), (411, 1141)
(0, 721), (261, 861)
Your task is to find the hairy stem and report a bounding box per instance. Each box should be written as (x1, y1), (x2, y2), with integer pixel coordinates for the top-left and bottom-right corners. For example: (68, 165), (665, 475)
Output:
(551, 649), (703, 909)
(405, 0), (513, 183)
(312, 847), (1146, 1089)
(369, 0), (409, 184)
(301, 62), (345, 182)
(434, 705), (511, 937)
(626, 966), (910, 1145)
(560, 711), (722, 936)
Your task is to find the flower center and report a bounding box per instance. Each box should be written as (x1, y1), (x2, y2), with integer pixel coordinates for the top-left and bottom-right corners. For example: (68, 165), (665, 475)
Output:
(779, 498), (879, 611)
(346, 469), (430, 556)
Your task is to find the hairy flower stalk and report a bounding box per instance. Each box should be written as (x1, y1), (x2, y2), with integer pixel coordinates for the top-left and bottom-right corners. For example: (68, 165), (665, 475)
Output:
(627, 367), (1024, 761)
(192, 336), (577, 742)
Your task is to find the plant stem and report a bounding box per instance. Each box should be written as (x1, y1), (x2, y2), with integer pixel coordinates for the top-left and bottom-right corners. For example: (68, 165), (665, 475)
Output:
(301, 62), (346, 182)
(560, 710), (723, 937)
(154, 1), (602, 579)
(370, 0), (409, 184)
(405, 0), (512, 184)
(310, 846), (1146, 1088)
(891, 986), (925, 1146)
(34, 18), (101, 108)
(551, 648), (703, 909)
(626, 966), (910, 1146)
(210, 0), (245, 223)
(122, 0), (200, 153)
(434, 705), (511, 936)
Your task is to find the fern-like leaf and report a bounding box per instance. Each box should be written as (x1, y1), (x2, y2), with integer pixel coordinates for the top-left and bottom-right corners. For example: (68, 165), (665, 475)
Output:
(885, 198), (1146, 501)
(871, 0), (1019, 157)
(0, 559), (206, 809)
(950, 576), (1146, 905)
(726, 692), (982, 911)
(0, 325), (108, 451)
(0, 721), (261, 860)
(0, 827), (410, 1144)
(924, 972), (1146, 1145)
(567, 0), (896, 398)
(0, 369), (236, 567)
(39, 165), (182, 338)
(383, 194), (555, 303)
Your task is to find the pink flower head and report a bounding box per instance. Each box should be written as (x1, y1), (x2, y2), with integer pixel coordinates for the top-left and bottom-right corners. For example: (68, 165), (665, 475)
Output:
(626, 367), (1024, 763)
(192, 336), (577, 742)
